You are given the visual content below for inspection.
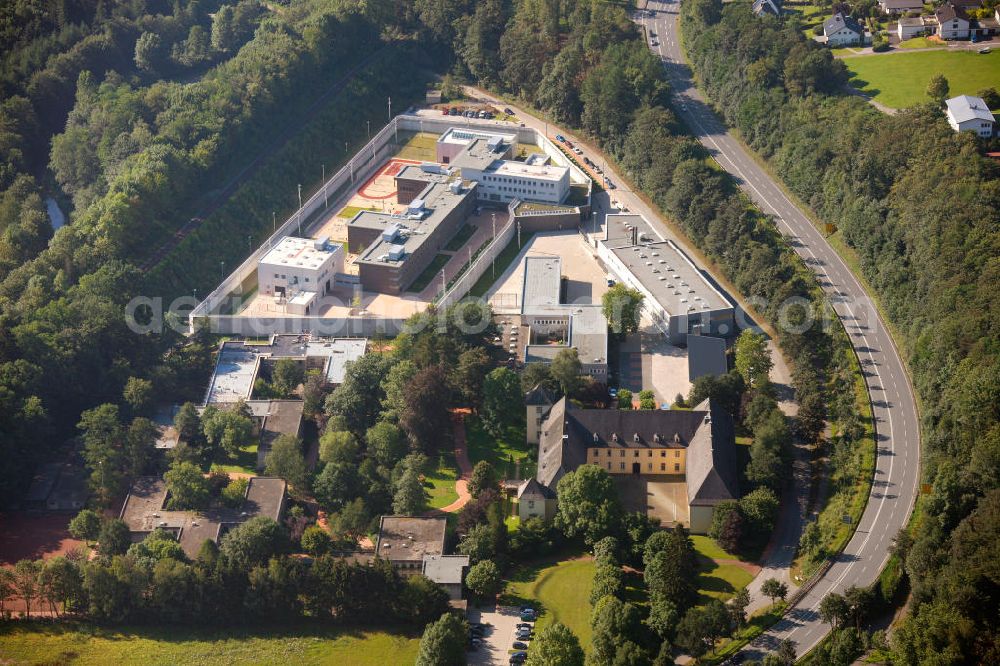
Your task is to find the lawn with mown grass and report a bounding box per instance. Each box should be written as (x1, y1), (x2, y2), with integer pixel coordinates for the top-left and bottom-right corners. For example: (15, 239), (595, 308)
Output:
(844, 49), (1000, 108)
(0, 622), (421, 666)
(210, 442), (259, 475)
(503, 556), (595, 651)
(424, 452), (459, 509)
(337, 205), (375, 218)
(396, 132), (439, 161)
(897, 36), (944, 49)
(406, 253), (450, 293)
(465, 415), (533, 480)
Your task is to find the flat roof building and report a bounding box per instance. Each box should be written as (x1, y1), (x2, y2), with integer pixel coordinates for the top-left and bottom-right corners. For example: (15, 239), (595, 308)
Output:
(258, 237), (344, 315)
(349, 177), (478, 295)
(120, 476), (287, 558)
(520, 256), (608, 379)
(422, 554), (469, 600)
(598, 214), (735, 345)
(376, 515), (447, 575)
(452, 137), (570, 205)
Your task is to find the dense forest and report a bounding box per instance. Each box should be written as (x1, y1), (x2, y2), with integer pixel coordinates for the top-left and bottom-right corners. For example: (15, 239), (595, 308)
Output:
(680, 1), (1000, 663)
(0, 0), (434, 502)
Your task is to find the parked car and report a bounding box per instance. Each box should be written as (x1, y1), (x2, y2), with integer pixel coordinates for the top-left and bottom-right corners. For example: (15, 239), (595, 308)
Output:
(442, 107), (450, 115)
(469, 637), (482, 650)
(513, 641), (529, 650)
(555, 134), (566, 143)
(516, 629), (532, 640)
(519, 611), (537, 622)
(573, 147), (583, 155)
(516, 622), (533, 629)
(651, 39), (658, 46)
(504, 107), (514, 115)
(449, 107), (459, 116)
(979, 47), (992, 54)
(510, 652), (528, 665)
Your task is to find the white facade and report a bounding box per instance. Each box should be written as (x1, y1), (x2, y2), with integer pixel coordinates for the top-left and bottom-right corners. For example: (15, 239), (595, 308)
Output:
(945, 95), (996, 138)
(258, 236), (344, 301)
(826, 25), (864, 45)
(897, 17), (933, 40)
(936, 11), (970, 39)
(469, 162), (570, 204)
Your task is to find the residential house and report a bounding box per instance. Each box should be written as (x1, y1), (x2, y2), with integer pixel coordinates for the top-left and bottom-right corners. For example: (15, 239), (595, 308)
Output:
(935, 4), (970, 39)
(945, 95), (996, 138)
(752, 0), (782, 16)
(878, 0), (924, 14)
(823, 13), (867, 46)
(897, 16), (935, 39)
(515, 478), (557, 521)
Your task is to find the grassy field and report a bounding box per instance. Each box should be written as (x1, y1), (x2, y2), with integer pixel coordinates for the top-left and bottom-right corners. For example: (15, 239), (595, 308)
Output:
(0, 622), (421, 666)
(337, 205), (376, 218)
(844, 49), (1000, 108)
(503, 557), (595, 651)
(443, 224), (477, 252)
(897, 36), (944, 49)
(406, 253), (450, 293)
(465, 415), (533, 480)
(396, 132), (438, 161)
(424, 452), (459, 509)
(697, 560), (755, 604)
(210, 442), (259, 475)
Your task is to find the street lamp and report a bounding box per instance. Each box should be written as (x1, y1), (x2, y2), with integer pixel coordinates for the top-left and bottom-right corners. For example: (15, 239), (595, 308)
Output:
(322, 164), (327, 207)
(220, 260), (225, 277)
(367, 120), (371, 139)
(297, 183), (303, 236)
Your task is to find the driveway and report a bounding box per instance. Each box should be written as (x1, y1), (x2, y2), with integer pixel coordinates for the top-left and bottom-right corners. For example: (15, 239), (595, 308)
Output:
(467, 605), (524, 666)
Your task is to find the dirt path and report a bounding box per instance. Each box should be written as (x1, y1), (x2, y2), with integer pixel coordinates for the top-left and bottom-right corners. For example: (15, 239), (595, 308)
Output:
(437, 409), (474, 513)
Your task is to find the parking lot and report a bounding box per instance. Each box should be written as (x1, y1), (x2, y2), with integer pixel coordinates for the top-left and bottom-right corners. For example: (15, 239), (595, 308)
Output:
(467, 605), (527, 666)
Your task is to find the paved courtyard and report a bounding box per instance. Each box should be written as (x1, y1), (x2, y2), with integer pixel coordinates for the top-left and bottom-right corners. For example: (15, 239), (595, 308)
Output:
(486, 230), (609, 313)
(617, 321), (691, 405)
(614, 474), (690, 527)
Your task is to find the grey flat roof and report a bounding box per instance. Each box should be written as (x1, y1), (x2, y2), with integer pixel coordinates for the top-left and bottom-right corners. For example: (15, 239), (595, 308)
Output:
(568, 305), (608, 365)
(120, 476), (286, 559)
(422, 554), (469, 585)
(352, 179), (477, 267)
(376, 515), (447, 563)
(305, 338), (368, 384)
(449, 137), (507, 171)
(687, 334), (728, 382)
(521, 256), (562, 313)
(603, 214), (732, 315)
(395, 164), (452, 183)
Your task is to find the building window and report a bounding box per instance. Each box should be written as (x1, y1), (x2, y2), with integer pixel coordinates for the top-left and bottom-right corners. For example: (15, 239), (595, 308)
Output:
(528, 500), (535, 509)
(648, 450), (653, 457)
(607, 463), (611, 470)
(661, 463), (666, 471)
(620, 450), (625, 457)
(674, 463), (680, 472)
(647, 463), (652, 471)
(619, 463), (625, 470)
(660, 450), (666, 457)
(634, 450), (639, 457)
(675, 450), (680, 457)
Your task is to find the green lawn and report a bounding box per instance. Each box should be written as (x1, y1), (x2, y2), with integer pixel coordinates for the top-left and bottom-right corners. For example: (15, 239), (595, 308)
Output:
(337, 205), (375, 218)
(0, 622), (420, 666)
(897, 36), (943, 49)
(406, 253), (450, 293)
(692, 535), (732, 561)
(424, 452), (459, 509)
(845, 49), (1000, 108)
(396, 132), (438, 161)
(696, 561), (755, 604)
(503, 557), (595, 651)
(210, 442), (259, 475)
(465, 415), (533, 480)
(443, 224), (477, 252)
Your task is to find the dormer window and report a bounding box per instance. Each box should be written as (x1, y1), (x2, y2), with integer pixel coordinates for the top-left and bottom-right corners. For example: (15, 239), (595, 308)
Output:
(593, 432), (599, 442)
(633, 433), (640, 443)
(612, 433), (619, 443)
(673, 433), (681, 444)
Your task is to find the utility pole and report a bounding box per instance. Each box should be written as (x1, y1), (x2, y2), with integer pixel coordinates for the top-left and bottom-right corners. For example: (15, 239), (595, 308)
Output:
(220, 260), (225, 278)
(517, 219), (522, 248)
(367, 120), (371, 139)
(297, 183), (303, 236)
(272, 211), (276, 233)
(387, 96), (391, 121)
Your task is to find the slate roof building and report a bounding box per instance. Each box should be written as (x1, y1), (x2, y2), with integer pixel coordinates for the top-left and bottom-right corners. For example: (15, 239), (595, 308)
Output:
(823, 13), (866, 46)
(529, 397), (738, 533)
(752, 0), (782, 16)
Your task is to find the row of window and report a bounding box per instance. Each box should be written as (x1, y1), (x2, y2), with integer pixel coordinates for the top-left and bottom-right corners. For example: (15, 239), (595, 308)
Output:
(592, 449), (682, 457)
(483, 175), (558, 188)
(605, 462), (681, 472)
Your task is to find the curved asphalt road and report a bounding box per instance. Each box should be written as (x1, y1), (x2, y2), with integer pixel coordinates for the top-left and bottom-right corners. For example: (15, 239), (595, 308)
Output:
(639, 0), (921, 658)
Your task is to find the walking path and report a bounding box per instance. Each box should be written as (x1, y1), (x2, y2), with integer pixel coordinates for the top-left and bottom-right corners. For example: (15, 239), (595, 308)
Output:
(437, 409), (474, 513)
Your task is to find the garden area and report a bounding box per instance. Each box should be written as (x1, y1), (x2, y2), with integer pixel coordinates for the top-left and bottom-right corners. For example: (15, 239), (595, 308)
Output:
(844, 49), (1000, 108)
(424, 452), (460, 510)
(395, 131), (439, 162)
(0, 622), (420, 666)
(503, 555), (597, 650)
(465, 415), (533, 481)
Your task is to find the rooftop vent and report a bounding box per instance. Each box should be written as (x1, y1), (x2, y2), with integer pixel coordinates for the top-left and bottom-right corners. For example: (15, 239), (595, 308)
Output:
(633, 433), (640, 442)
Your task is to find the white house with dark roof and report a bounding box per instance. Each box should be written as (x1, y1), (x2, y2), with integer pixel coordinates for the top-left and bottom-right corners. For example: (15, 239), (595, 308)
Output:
(935, 4), (970, 39)
(878, 0), (924, 14)
(823, 13), (867, 45)
(945, 95), (996, 137)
